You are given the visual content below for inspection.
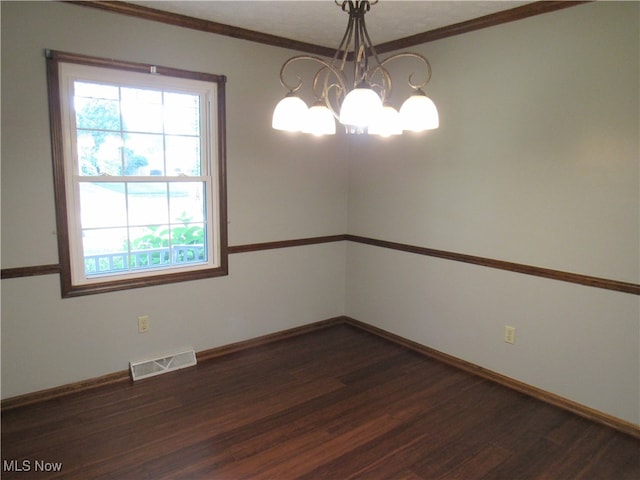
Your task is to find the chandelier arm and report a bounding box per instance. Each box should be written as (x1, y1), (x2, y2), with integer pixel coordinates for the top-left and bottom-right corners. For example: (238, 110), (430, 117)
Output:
(278, 55), (349, 118)
(313, 66), (341, 103)
(376, 52), (433, 90)
(337, 14), (356, 73)
(356, 17), (367, 84)
(359, 10), (382, 68)
(278, 58), (304, 93)
(352, 15), (363, 83)
(312, 66), (328, 98)
(325, 83), (345, 120)
(365, 64), (392, 103)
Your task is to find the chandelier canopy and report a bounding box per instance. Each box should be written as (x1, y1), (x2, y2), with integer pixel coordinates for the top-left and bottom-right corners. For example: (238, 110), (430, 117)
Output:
(272, 0), (439, 136)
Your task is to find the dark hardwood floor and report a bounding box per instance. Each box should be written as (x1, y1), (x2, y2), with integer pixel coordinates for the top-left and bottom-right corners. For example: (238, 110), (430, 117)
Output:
(2, 324), (639, 479)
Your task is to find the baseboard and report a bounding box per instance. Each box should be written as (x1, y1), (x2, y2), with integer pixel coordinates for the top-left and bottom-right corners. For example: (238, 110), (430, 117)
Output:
(342, 317), (640, 440)
(3, 314), (638, 439)
(0, 316), (346, 412)
(0, 370), (131, 412)
(195, 316), (345, 363)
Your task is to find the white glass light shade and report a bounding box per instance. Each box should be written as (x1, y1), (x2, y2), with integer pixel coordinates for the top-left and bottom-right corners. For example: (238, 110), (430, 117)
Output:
(339, 87), (383, 127)
(303, 103), (336, 136)
(368, 104), (402, 137)
(399, 91), (439, 132)
(272, 95), (308, 132)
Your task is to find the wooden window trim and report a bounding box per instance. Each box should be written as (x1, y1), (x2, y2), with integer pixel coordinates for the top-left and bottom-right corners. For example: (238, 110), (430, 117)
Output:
(46, 50), (228, 297)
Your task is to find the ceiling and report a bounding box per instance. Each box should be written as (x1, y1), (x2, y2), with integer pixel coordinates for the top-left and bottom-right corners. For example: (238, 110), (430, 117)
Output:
(127, 1), (533, 49)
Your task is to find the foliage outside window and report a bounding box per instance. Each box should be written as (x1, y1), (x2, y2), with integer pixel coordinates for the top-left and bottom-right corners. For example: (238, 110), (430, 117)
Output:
(47, 51), (227, 297)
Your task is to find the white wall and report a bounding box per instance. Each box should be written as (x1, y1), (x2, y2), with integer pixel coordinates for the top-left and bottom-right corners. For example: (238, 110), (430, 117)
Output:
(346, 1), (639, 425)
(0, 1), (348, 398)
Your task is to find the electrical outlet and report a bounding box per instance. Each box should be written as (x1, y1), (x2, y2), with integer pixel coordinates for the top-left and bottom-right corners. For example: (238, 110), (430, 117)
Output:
(138, 315), (150, 333)
(504, 325), (515, 344)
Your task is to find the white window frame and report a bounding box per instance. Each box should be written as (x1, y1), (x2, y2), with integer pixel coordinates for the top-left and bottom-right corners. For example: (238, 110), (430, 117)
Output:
(47, 51), (228, 297)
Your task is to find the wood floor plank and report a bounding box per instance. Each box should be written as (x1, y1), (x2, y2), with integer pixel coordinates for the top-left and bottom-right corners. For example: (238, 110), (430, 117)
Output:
(2, 324), (638, 479)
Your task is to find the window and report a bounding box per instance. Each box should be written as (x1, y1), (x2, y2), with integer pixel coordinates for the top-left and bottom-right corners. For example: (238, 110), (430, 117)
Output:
(46, 51), (227, 297)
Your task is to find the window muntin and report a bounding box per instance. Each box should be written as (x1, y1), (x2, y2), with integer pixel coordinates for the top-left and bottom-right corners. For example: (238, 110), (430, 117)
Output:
(47, 52), (227, 296)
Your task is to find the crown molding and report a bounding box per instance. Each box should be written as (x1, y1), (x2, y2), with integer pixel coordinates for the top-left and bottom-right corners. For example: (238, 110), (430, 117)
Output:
(374, 1), (591, 54)
(65, 1), (338, 57)
(66, 1), (590, 56)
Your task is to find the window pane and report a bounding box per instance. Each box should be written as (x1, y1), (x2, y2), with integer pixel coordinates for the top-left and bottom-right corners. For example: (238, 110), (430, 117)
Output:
(171, 222), (205, 245)
(82, 227), (129, 276)
(75, 96), (121, 131)
(164, 92), (200, 135)
(129, 225), (171, 270)
(166, 135), (201, 176)
(124, 133), (164, 176)
(77, 131), (124, 176)
(127, 182), (169, 226)
(169, 182), (205, 223)
(79, 182), (127, 228)
(171, 223), (207, 264)
(129, 225), (168, 249)
(75, 82), (119, 100)
(121, 87), (163, 134)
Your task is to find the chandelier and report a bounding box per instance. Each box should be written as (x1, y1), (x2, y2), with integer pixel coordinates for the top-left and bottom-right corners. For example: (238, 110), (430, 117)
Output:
(272, 0), (439, 136)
